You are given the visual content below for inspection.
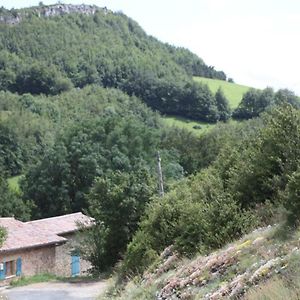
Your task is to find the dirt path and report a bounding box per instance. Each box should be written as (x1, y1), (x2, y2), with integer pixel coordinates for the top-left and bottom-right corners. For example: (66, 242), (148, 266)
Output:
(0, 280), (108, 300)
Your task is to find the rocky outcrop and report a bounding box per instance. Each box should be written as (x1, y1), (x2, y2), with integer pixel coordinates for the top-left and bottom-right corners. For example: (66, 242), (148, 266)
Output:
(0, 4), (110, 25)
(138, 225), (300, 299)
(0, 14), (21, 25)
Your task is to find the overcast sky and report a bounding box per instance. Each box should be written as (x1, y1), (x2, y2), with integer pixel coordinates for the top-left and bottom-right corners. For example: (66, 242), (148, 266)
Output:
(2, 0), (300, 93)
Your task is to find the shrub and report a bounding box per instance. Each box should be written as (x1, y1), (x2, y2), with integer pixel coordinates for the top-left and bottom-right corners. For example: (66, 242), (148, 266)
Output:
(122, 169), (255, 275)
(284, 169), (300, 226)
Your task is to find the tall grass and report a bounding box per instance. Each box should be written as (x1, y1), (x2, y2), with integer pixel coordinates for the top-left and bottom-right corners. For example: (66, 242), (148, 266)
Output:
(245, 277), (300, 300)
(245, 252), (300, 300)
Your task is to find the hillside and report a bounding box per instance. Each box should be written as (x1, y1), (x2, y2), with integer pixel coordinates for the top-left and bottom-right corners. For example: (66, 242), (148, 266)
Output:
(162, 116), (215, 136)
(194, 77), (251, 108)
(1, 4), (300, 298)
(102, 225), (300, 299)
(0, 4), (228, 122)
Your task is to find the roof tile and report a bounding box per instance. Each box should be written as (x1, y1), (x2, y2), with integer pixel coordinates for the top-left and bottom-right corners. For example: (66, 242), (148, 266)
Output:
(0, 212), (93, 252)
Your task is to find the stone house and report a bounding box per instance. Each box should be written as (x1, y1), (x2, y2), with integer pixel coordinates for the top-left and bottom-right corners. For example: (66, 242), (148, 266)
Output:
(0, 212), (93, 284)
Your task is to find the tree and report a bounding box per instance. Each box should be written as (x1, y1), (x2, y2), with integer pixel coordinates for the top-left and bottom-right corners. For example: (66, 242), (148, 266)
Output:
(228, 105), (300, 208)
(22, 144), (71, 219)
(0, 123), (24, 176)
(275, 89), (300, 108)
(284, 169), (300, 226)
(0, 168), (31, 221)
(215, 88), (231, 121)
(15, 63), (73, 95)
(233, 87), (300, 120)
(87, 169), (155, 271)
(0, 9), (226, 121)
(233, 88), (261, 119)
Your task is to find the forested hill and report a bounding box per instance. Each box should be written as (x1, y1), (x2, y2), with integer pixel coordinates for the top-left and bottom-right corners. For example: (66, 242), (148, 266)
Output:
(0, 3), (228, 122)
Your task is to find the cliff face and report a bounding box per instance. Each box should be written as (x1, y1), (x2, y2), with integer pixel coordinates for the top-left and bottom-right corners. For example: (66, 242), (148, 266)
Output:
(0, 4), (110, 25)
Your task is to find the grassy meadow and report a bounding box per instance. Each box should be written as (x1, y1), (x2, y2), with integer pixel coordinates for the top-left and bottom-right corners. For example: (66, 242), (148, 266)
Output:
(162, 115), (215, 135)
(194, 76), (251, 108)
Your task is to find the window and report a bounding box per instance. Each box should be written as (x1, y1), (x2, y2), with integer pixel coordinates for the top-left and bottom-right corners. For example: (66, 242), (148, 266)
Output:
(5, 260), (16, 277)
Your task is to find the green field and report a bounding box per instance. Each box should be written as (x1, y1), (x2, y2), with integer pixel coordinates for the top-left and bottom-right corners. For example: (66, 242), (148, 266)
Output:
(7, 175), (23, 193)
(162, 115), (214, 135)
(194, 77), (251, 108)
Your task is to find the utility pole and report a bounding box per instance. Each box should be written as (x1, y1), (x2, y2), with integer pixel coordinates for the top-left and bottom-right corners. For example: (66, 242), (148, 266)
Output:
(157, 151), (164, 197)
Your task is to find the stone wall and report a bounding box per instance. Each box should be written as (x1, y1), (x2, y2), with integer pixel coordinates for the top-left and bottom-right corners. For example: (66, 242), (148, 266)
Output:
(0, 245), (56, 285)
(55, 233), (91, 277)
(0, 233), (91, 284)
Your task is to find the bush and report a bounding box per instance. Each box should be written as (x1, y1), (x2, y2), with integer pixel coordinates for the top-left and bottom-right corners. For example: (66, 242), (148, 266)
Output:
(284, 169), (300, 226)
(122, 169), (255, 275)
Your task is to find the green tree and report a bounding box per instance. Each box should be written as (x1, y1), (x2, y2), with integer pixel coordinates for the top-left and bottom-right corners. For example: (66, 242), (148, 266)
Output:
(22, 144), (71, 218)
(284, 169), (300, 226)
(15, 62), (73, 95)
(122, 168), (254, 276)
(0, 168), (30, 220)
(233, 87), (299, 120)
(0, 8), (226, 121)
(87, 169), (155, 271)
(215, 88), (231, 121)
(0, 123), (24, 176)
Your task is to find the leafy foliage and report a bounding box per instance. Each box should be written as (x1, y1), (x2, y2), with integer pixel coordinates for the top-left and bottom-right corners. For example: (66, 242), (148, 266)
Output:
(215, 88), (231, 121)
(0, 169), (30, 221)
(87, 170), (155, 270)
(0, 7), (228, 121)
(123, 169), (255, 274)
(1, 5), (300, 281)
(122, 105), (300, 275)
(233, 88), (300, 119)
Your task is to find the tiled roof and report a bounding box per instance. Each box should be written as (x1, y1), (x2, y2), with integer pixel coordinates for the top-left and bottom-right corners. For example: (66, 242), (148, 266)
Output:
(27, 212), (93, 235)
(0, 212), (93, 252)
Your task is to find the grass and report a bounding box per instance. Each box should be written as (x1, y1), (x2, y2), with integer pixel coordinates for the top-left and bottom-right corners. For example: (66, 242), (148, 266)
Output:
(161, 77), (252, 135)
(244, 254), (300, 300)
(162, 115), (214, 136)
(194, 76), (252, 108)
(10, 273), (59, 287)
(99, 278), (159, 300)
(7, 175), (23, 193)
(105, 225), (300, 300)
(10, 273), (99, 287)
(245, 277), (299, 300)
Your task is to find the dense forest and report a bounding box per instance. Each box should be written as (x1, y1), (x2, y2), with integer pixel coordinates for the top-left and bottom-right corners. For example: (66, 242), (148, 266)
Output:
(0, 4), (229, 122)
(1, 4), (300, 298)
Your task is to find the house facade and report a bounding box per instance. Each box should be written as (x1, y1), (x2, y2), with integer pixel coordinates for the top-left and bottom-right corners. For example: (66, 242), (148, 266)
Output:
(0, 212), (93, 284)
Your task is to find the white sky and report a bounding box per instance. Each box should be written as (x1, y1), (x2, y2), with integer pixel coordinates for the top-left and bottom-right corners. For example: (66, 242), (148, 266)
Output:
(1, 0), (300, 93)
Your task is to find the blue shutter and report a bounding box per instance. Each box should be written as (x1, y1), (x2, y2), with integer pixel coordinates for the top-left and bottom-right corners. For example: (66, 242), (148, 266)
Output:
(0, 261), (6, 280)
(16, 257), (22, 276)
(71, 256), (80, 276)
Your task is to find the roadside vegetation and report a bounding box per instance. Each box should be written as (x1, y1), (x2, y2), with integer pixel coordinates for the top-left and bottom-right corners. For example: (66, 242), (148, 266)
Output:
(10, 274), (59, 287)
(100, 225), (300, 299)
(10, 273), (99, 287)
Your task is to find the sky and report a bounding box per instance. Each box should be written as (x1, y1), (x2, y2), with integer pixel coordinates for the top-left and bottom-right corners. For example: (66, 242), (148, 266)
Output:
(2, 0), (300, 93)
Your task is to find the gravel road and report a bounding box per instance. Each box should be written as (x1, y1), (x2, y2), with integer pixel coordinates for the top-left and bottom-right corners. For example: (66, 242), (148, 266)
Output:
(0, 280), (108, 300)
